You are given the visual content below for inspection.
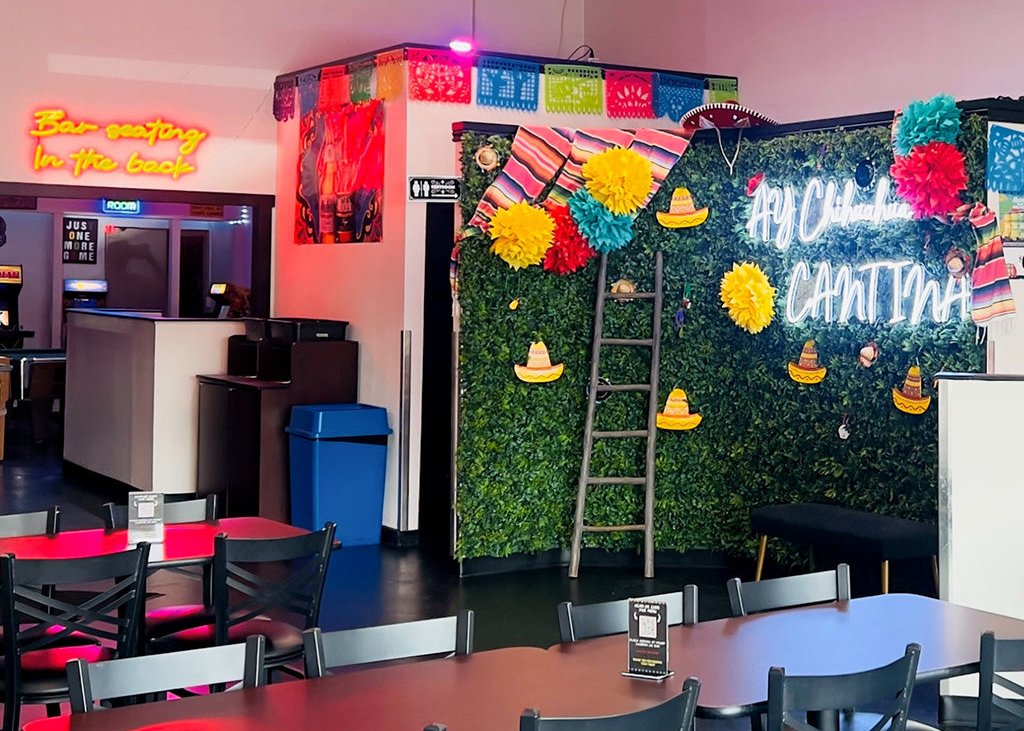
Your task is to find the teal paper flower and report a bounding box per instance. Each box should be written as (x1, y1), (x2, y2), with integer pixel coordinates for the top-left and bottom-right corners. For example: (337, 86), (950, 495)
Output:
(567, 190), (634, 253)
(894, 94), (961, 156)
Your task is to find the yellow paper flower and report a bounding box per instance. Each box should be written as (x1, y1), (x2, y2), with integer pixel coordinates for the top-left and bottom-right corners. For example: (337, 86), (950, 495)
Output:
(489, 203), (555, 269)
(582, 147), (653, 215)
(720, 262), (777, 334)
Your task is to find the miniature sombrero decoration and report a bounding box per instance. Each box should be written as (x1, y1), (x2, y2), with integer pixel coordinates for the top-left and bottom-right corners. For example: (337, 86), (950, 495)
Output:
(679, 101), (777, 133)
(656, 188), (709, 229)
(787, 340), (827, 384)
(514, 341), (564, 383)
(656, 388), (702, 430)
(893, 365), (931, 415)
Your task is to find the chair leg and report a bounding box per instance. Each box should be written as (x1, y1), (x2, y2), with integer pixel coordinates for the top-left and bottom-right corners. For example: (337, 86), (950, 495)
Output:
(3, 697), (18, 731)
(755, 535), (768, 581)
(881, 560), (890, 594)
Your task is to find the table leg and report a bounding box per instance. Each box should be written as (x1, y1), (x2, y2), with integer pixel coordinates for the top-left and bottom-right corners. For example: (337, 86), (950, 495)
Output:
(932, 555), (939, 594)
(755, 535), (768, 581)
(881, 560), (890, 594)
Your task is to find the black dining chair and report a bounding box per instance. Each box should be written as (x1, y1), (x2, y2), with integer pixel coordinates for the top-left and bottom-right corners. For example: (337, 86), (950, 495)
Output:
(521, 675), (700, 730)
(977, 631), (1024, 731)
(0, 543), (151, 731)
(66, 634), (266, 713)
(0, 506), (60, 538)
(423, 726), (447, 731)
(147, 523), (336, 678)
(727, 564), (851, 617)
(103, 494), (219, 642)
(556, 585), (699, 643)
(302, 609), (474, 678)
(765, 643), (920, 731)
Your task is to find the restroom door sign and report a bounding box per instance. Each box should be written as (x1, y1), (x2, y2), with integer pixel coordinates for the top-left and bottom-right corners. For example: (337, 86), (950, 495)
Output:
(63, 217), (98, 264)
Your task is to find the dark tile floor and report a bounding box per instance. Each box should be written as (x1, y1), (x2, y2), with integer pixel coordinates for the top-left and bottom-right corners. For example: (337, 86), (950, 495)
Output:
(1, 409), (943, 726)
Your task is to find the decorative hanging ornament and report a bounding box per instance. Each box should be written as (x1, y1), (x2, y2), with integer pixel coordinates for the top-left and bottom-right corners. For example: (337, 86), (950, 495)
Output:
(889, 141), (968, 219)
(893, 365), (931, 414)
(838, 414), (851, 440)
(858, 341), (879, 368)
(611, 277), (637, 304)
(788, 340), (827, 384)
(719, 262), (776, 334)
(855, 159), (875, 189)
(746, 172), (765, 197)
(656, 187), (709, 228)
(514, 341), (564, 384)
(543, 205), (596, 275)
(944, 246), (972, 279)
(678, 102), (777, 175)
(656, 388), (702, 430)
(488, 202), (555, 270)
(892, 94), (962, 157)
(508, 298), (520, 310)
(581, 147), (653, 215)
(475, 145), (500, 172)
(673, 289), (693, 336)
(567, 190), (634, 253)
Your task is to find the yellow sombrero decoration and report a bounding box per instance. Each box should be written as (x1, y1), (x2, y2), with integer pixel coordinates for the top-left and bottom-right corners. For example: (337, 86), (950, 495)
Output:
(788, 340), (827, 384)
(514, 341), (564, 383)
(656, 388), (702, 430)
(656, 187), (709, 229)
(893, 365), (931, 415)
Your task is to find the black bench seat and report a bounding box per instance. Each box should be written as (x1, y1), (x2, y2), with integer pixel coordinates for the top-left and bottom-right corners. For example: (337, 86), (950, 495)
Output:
(749, 503), (938, 593)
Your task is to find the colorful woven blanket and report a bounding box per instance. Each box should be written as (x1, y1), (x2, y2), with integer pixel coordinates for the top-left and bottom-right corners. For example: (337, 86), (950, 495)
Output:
(969, 203), (1016, 331)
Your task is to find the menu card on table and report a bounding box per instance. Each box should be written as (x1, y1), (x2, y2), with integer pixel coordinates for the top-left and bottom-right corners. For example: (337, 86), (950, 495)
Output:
(622, 598), (673, 681)
(128, 493), (165, 544)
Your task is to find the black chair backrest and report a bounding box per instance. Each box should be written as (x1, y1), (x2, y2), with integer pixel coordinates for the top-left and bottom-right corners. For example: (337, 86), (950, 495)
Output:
(424, 726), (447, 731)
(521, 675), (700, 730)
(302, 609), (474, 678)
(557, 585), (698, 643)
(0, 544), (151, 667)
(103, 495), (217, 531)
(766, 643), (920, 731)
(213, 523), (336, 645)
(728, 564), (851, 617)
(0, 506), (60, 538)
(977, 631), (1024, 731)
(66, 634), (265, 712)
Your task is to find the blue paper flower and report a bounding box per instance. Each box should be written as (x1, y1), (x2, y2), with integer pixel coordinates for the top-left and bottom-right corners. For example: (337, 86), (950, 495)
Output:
(567, 190), (634, 253)
(894, 94), (961, 156)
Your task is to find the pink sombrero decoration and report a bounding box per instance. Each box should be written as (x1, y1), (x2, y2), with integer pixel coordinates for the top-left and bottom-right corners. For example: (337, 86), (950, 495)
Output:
(680, 101), (777, 174)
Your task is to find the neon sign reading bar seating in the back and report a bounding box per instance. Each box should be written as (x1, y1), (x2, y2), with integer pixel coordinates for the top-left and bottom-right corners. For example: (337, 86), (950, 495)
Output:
(747, 177), (914, 251)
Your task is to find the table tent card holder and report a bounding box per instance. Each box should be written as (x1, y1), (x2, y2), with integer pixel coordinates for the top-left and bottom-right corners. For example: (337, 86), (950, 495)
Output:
(128, 492), (164, 544)
(623, 598), (673, 681)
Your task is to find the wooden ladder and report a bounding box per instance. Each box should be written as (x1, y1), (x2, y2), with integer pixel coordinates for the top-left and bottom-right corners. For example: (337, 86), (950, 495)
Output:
(569, 251), (664, 579)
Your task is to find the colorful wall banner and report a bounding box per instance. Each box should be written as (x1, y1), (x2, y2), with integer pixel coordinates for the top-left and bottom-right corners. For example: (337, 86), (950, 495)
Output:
(544, 64), (603, 115)
(408, 48), (472, 104)
(295, 100), (385, 245)
(296, 70), (321, 117)
(375, 50), (405, 101)
(348, 59), (376, 103)
(318, 66), (350, 111)
(707, 77), (738, 103)
(653, 73), (704, 122)
(476, 56), (540, 111)
(273, 78), (295, 122)
(604, 70), (655, 119)
(988, 124), (1024, 194)
(547, 128), (636, 206)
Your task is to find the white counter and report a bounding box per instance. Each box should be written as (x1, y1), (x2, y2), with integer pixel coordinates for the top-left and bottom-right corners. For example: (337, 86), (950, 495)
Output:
(63, 310), (244, 492)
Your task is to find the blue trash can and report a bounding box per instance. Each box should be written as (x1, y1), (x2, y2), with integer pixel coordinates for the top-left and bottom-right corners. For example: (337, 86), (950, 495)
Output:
(286, 403), (391, 545)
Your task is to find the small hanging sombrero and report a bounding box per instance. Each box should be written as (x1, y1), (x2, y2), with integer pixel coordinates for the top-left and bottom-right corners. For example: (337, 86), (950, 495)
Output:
(656, 188), (709, 229)
(788, 340), (827, 384)
(514, 341), (564, 383)
(656, 388), (702, 430)
(893, 366), (931, 414)
(679, 101), (777, 133)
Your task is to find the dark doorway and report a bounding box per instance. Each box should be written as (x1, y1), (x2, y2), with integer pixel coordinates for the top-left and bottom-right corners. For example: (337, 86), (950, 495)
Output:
(418, 203), (455, 556)
(179, 230), (210, 317)
(105, 227), (169, 313)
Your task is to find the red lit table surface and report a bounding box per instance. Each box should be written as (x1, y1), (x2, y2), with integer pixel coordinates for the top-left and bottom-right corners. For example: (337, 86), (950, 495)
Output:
(20, 595), (1024, 731)
(0, 518), (308, 567)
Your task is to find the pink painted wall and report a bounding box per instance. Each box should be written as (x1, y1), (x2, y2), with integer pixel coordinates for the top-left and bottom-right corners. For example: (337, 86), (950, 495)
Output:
(586, 0), (1024, 122)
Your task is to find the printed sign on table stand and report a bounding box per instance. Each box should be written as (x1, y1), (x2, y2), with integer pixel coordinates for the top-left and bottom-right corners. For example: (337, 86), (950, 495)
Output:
(622, 598), (673, 681)
(128, 493), (165, 544)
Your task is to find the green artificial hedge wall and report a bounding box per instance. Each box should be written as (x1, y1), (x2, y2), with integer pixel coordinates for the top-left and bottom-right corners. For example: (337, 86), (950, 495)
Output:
(455, 115), (987, 562)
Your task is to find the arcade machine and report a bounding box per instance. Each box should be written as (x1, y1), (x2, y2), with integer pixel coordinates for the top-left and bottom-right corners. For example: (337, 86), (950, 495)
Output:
(0, 265), (34, 349)
(61, 279), (108, 347)
(209, 282), (231, 318)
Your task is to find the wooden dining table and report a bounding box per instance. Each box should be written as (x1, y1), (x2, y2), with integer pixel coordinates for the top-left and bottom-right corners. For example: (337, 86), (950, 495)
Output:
(20, 593), (1024, 731)
(0, 517), (308, 567)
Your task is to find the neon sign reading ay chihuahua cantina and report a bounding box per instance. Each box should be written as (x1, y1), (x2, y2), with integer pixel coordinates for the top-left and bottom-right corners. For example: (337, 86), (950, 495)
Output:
(747, 177), (913, 251)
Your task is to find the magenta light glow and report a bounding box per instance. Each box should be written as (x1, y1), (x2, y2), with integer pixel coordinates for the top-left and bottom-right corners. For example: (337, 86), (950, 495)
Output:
(449, 37), (474, 54)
